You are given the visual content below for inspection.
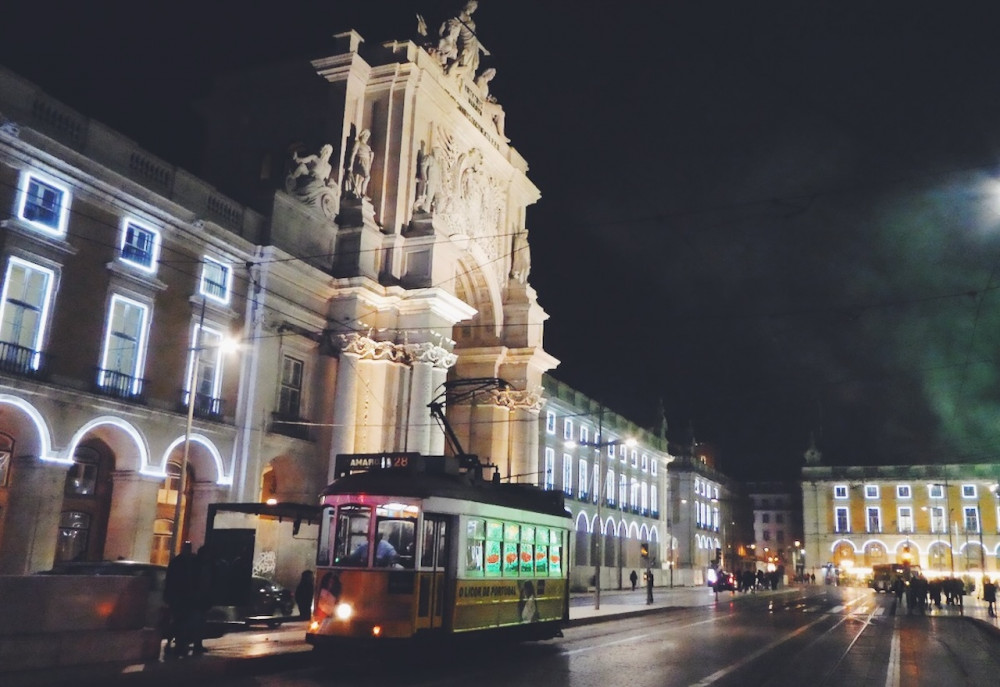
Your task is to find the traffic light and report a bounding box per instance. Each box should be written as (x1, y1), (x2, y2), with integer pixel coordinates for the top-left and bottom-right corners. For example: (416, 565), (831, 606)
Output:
(640, 542), (649, 558)
(715, 548), (722, 563)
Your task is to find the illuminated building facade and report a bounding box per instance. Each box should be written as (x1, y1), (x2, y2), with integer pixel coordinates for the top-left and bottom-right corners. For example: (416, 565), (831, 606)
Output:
(802, 454), (1000, 585)
(746, 481), (804, 576)
(0, 10), (555, 582)
(539, 376), (671, 590)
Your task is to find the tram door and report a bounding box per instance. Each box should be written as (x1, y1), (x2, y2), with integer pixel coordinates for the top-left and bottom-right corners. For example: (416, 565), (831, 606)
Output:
(415, 515), (448, 631)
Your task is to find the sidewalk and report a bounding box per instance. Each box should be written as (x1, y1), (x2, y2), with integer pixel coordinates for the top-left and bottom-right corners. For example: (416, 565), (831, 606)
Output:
(8, 585), (1000, 687)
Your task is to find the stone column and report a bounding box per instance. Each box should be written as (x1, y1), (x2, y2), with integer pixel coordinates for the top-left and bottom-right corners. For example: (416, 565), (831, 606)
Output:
(0, 456), (65, 574)
(429, 365), (451, 455)
(407, 359), (434, 455)
(328, 349), (360, 483)
(104, 470), (161, 562)
(496, 388), (543, 484)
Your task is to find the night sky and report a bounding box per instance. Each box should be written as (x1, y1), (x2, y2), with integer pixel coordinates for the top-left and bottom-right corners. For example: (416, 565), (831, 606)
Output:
(5, 2), (1000, 479)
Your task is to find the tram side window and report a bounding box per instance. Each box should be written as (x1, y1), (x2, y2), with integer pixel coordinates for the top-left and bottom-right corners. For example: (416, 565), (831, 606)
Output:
(520, 525), (535, 574)
(550, 529), (563, 576)
(503, 523), (521, 576)
(485, 521), (503, 577)
(317, 506), (335, 565)
(466, 519), (485, 575)
(334, 505), (371, 567)
(534, 527), (549, 575)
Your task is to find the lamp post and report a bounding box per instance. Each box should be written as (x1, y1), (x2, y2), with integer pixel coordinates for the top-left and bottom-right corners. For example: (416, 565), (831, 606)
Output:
(168, 301), (237, 558)
(566, 416), (633, 611)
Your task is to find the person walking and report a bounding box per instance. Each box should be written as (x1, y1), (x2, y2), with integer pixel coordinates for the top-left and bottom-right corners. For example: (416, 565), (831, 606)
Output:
(164, 541), (200, 657)
(629, 570), (638, 591)
(984, 576), (997, 617)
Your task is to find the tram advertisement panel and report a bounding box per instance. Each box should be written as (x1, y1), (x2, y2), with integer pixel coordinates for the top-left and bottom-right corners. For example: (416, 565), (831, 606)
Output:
(452, 578), (566, 631)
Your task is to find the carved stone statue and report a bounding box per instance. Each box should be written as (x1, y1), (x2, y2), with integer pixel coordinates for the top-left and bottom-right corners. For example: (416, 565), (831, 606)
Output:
(438, 1), (488, 75)
(346, 129), (374, 199)
(415, 145), (445, 214)
(474, 67), (508, 141)
(285, 143), (339, 220)
(510, 227), (530, 284)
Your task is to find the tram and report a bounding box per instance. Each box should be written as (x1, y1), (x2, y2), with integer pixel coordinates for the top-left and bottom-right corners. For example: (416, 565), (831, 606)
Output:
(306, 452), (571, 645)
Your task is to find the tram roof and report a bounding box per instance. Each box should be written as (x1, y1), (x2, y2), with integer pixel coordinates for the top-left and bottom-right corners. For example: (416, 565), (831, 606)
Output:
(321, 463), (569, 519)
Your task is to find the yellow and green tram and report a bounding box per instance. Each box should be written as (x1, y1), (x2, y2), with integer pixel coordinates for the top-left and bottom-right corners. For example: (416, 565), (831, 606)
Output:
(306, 453), (570, 645)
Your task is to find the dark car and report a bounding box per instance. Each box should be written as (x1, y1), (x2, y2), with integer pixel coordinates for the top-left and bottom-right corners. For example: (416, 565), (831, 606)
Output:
(205, 576), (296, 628)
(709, 570), (737, 591)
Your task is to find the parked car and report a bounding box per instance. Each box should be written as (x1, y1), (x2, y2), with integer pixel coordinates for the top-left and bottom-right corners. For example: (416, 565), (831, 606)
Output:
(205, 576), (296, 629)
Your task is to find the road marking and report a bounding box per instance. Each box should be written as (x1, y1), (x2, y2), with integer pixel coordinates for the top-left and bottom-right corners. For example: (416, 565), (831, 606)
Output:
(884, 618), (900, 687)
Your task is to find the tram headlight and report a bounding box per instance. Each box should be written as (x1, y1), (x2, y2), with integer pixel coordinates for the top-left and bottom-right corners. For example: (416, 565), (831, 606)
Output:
(335, 602), (353, 620)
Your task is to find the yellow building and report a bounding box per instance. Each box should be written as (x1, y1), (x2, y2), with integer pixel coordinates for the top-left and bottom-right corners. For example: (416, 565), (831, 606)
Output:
(802, 459), (1000, 586)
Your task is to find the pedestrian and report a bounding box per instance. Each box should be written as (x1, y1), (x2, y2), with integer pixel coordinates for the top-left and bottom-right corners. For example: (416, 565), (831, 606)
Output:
(983, 576), (997, 617)
(295, 570), (315, 620)
(164, 541), (200, 657)
(629, 569), (638, 591)
(190, 543), (214, 654)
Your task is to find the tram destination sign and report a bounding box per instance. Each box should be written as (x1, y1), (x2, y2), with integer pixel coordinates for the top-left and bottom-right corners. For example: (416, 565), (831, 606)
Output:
(333, 452), (424, 479)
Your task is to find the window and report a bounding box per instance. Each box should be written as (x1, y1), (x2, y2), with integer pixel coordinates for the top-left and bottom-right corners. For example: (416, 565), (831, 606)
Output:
(606, 469), (615, 506)
(650, 485), (658, 515)
(898, 507), (913, 533)
(562, 455), (572, 496)
(607, 442), (615, 458)
(631, 449), (638, 468)
(563, 419), (573, 441)
(619, 444), (626, 463)
(929, 506), (946, 533)
(834, 485), (848, 499)
(965, 506), (980, 533)
(278, 355), (303, 417)
(18, 173), (69, 235)
(762, 513), (770, 523)
(929, 484), (944, 499)
(200, 258), (231, 303)
(64, 452), (98, 497)
(897, 485), (911, 499)
(630, 478), (639, 510)
(545, 411), (556, 434)
(544, 448), (555, 490)
(835, 507), (849, 533)
(641, 453), (648, 473)
(99, 295), (149, 396)
(776, 513), (784, 524)
(777, 531), (785, 542)
(865, 485), (879, 499)
(867, 507), (881, 533)
(962, 484), (977, 499)
(119, 220), (160, 271)
(0, 257), (54, 369)
(55, 511), (90, 563)
(580, 426), (588, 444)
(578, 459), (588, 499)
(651, 458), (657, 476)
(185, 324), (224, 412)
(641, 482), (648, 512)
(591, 462), (599, 503)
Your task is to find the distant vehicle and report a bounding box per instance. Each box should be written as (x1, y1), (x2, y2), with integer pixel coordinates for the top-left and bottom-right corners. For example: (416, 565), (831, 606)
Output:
(869, 563), (919, 593)
(711, 570), (737, 591)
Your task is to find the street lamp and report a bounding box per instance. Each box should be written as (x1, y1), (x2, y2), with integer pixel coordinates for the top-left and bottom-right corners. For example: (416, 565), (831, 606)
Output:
(566, 425), (634, 610)
(168, 301), (238, 558)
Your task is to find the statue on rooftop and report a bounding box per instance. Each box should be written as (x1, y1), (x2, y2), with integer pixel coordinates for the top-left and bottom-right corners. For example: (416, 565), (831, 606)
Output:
(437, 1), (489, 76)
(285, 143), (339, 220)
(474, 67), (508, 141)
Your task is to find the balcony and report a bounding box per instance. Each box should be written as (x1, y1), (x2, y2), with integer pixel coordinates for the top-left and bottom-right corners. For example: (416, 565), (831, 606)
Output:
(94, 368), (147, 403)
(269, 412), (312, 441)
(180, 390), (225, 421)
(0, 341), (50, 380)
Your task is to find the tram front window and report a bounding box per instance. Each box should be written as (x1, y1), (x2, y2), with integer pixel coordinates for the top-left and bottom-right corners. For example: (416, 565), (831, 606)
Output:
(334, 505), (371, 567)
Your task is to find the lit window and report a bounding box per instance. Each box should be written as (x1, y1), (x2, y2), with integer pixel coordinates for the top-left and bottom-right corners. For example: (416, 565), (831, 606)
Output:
(898, 507), (913, 533)
(200, 258), (231, 303)
(631, 450), (638, 468)
(865, 485), (879, 499)
(0, 257), (54, 369)
(835, 507), (849, 533)
(580, 426), (588, 444)
(619, 444), (626, 463)
(619, 474), (627, 505)
(544, 448), (554, 490)
(545, 411), (556, 434)
(929, 484), (944, 499)
(119, 220), (160, 272)
(18, 172), (69, 235)
(562, 455), (572, 496)
(897, 485), (911, 499)
(641, 482), (648, 512)
(278, 355), (303, 418)
(185, 324), (224, 411)
(579, 459), (588, 499)
(651, 458), (657, 476)
(929, 506), (945, 533)
(99, 295), (149, 396)
(962, 484), (977, 499)
(607, 442), (615, 458)
(834, 485), (848, 499)
(606, 469), (615, 506)
(650, 484), (658, 514)
(641, 453), (648, 473)
(965, 506), (980, 533)
(563, 419), (573, 441)
(867, 507), (881, 533)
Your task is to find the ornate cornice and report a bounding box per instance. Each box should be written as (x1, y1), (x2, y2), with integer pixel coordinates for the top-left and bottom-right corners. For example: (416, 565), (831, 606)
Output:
(340, 333), (409, 363)
(404, 342), (458, 369)
(493, 387), (543, 412)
